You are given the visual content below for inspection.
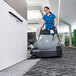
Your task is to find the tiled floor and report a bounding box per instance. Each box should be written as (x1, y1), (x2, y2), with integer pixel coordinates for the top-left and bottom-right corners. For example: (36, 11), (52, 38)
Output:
(25, 47), (76, 76)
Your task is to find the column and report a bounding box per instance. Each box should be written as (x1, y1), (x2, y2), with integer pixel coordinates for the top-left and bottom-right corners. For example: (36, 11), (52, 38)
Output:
(69, 25), (72, 47)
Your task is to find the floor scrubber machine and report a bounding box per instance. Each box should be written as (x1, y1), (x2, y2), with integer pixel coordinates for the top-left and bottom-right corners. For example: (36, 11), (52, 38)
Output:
(30, 23), (62, 57)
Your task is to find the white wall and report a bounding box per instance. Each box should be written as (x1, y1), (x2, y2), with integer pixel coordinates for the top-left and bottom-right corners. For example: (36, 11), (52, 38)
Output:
(0, 0), (27, 71)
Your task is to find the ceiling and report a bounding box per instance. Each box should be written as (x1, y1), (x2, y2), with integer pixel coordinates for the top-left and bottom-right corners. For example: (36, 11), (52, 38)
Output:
(60, 0), (76, 32)
(60, 0), (76, 24)
(27, 10), (42, 24)
(4, 0), (27, 19)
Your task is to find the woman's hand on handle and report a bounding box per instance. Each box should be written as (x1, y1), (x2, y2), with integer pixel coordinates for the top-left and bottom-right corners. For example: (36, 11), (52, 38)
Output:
(54, 25), (56, 27)
(41, 20), (45, 28)
(54, 18), (57, 27)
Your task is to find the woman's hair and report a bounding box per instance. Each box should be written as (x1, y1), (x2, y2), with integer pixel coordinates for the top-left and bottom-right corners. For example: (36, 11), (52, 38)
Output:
(44, 6), (50, 10)
(44, 6), (52, 13)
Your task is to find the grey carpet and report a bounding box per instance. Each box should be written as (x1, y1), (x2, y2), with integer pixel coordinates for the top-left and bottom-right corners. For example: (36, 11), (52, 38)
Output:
(25, 47), (76, 76)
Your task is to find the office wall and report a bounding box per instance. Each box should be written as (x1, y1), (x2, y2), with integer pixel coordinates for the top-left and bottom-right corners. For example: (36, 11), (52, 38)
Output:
(0, 0), (27, 71)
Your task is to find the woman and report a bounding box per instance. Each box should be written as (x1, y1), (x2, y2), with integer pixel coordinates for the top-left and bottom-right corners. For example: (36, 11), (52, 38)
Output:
(41, 6), (57, 35)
